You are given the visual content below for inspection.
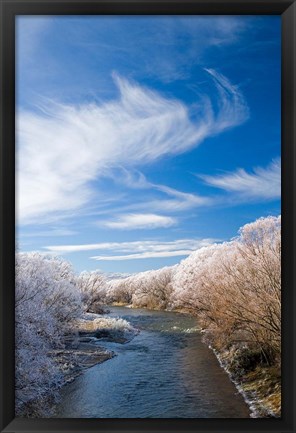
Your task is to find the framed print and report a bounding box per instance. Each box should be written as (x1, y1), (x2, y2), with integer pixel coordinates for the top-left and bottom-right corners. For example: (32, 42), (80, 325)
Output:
(0, 0), (295, 432)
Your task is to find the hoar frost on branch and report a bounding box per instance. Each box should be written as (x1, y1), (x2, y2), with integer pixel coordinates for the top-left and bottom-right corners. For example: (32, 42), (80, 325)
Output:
(171, 215), (281, 364)
(15, 253), (82, 416)
(76, 270), (107, 313)
(105, 266), (175, 310)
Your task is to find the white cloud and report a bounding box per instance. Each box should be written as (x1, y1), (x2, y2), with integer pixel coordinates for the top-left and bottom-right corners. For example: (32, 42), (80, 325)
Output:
(90, 237), (217, 260)
(91, 250), (196, 261)
(17, 70), (248, 224)
(150, 184), (210, 211)
(111, 168), (211, 212)
(204, 69), (249, 134)
(44, 238), (217, 255)
(102, 213), (176, 230)
(201, 158), (280, 200)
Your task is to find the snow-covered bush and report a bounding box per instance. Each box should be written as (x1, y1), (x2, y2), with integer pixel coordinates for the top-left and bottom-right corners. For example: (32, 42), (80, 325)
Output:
(104, 277), (134, 305)
(77, 270), (106, 312)
(76, 316), (134, 333)
(131, 266), (174, 309)
(104, 266), (174, 309)
(15, 253), (82, 416)
(170, 215), (281, 366)
(75, 315), (137, 344)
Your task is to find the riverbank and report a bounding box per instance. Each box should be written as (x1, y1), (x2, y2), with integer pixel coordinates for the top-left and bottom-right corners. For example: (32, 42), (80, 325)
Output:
(214, 348), (281, 418)
(17, 340), (113, 418)
(165, 306), (281, 418)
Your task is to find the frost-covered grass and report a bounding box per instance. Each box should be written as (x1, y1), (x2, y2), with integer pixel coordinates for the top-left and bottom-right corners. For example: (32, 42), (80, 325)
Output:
(213, 346), (281, 418)
(75, 316), (137, 343)
(241, 366), (281, 418)
(77, 316), (133, 332)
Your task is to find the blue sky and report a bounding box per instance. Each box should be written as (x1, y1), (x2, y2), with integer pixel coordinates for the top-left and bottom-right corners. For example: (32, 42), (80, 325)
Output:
(16, 15), (281, 274)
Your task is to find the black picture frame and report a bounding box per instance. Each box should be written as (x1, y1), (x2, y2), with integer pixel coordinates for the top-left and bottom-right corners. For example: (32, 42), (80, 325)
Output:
(0, 0), (295, 432)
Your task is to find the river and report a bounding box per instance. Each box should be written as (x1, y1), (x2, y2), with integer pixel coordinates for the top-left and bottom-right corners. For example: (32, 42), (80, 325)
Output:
(54, 306), (250, 418)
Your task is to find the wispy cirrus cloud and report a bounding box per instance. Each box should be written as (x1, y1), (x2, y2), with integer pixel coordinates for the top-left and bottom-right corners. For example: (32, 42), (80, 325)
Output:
(17, 70), (248, 224)
(204, 69), (249, 134)
(90, 238), (217, 261)
(147, 184), (210, 211)
(112, 168), (211, 213)
(102, 213), (176, 230)
(201, 158), (280, 200)
(130, 17), (250, 83)
(44, 238), (217, 257)
(91, 250), (198, 261)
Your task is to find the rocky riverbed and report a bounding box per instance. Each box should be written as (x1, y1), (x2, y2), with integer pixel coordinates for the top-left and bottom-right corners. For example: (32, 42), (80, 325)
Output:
(52, 313), (138, 386)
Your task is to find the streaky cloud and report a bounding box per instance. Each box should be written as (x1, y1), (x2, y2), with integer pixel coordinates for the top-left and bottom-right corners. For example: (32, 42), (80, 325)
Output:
(17, 70), (249, 224)
(102, 213), (176, 230)
(44, 238), (217, 255)
(90, 250), (197, 261)
(112, 168), (211, 212)
(204, 68), (249, 133)
(201, 158), (280, 200)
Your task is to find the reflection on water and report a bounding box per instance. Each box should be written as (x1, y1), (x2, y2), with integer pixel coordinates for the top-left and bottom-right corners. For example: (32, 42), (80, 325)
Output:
(54, 306), (250, 418)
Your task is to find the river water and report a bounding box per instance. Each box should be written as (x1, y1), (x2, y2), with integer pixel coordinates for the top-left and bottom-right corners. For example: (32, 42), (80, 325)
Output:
(54, 306), (250, 418)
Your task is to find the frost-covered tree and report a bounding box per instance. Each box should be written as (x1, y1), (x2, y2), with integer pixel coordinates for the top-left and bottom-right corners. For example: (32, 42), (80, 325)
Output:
(15, 253), (82, 416)
(131, 267), (174, 309)
(105, 277), (135, 305)
(170, 215), (281, 365)
(77, 270), (106, 312)
(104, 266), (174, 309)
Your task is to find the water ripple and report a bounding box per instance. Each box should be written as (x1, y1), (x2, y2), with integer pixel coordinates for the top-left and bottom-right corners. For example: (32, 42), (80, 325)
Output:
(54, 306), (250, 418)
